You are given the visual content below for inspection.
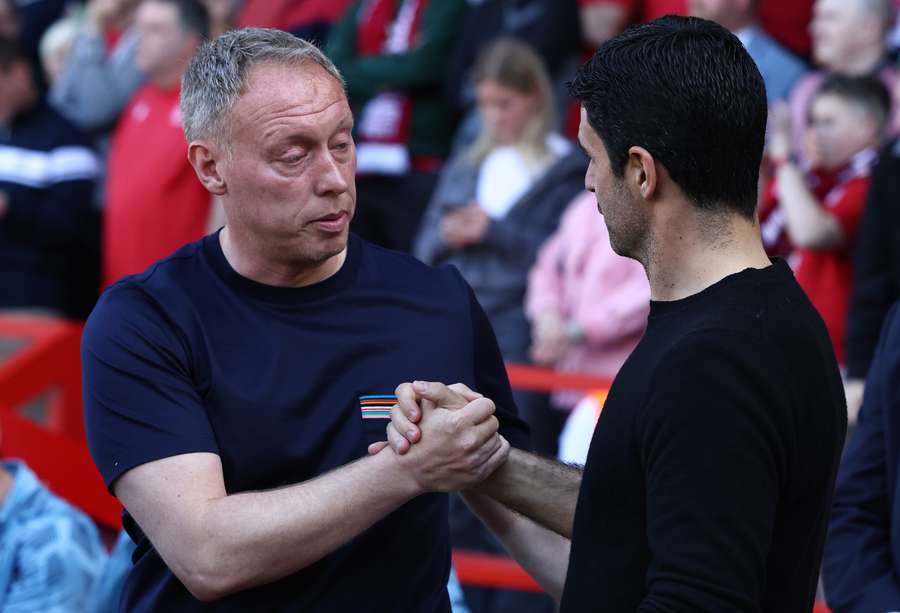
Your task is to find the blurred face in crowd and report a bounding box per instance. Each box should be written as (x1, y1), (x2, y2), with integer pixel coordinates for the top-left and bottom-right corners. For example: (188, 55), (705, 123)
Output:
(135, 0), (199, 85)
(808, 93), (881, 170)
(811, 0), (883, 71)
(215, 61), (356, 268)
(578, 107), (649, 262)
(476, 79), (537, 146)
(0, 59), (35, 119)
(688, 0), (753, 32)
(0, 0), (18, 39)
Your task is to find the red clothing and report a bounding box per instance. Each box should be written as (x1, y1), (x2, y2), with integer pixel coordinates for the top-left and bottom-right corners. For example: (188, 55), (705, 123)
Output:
(759, 0), (813, 58)
(103, 85), (210, 287)
(793, 154), (876, 365)
(640, 0), (686, 21)
(237, 0), (354, 30)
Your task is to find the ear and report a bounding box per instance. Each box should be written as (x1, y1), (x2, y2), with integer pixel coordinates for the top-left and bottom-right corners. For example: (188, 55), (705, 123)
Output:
(626, 146), (658, 201)
(188, 141), (227, 196)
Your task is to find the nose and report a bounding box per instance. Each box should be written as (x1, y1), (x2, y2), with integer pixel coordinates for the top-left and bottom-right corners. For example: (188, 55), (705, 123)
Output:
(314, 149), (350, 197)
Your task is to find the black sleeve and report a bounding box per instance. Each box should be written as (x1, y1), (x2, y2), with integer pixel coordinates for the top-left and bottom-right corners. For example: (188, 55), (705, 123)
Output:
(846, 143), (900, 379)
(457, 268), (532, 451)
(636, 330), (786, 612)
(824, 301), (900, 613)
(82, 283), (219, 491)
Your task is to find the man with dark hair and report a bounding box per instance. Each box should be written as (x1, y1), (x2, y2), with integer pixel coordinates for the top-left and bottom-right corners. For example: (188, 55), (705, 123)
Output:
(102, 0), (212, 288)
(0, 35), (101, 316)
(383, 15), (847, 612)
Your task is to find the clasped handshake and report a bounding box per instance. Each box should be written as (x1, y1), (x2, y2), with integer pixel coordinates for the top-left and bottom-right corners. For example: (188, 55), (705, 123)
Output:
(366, 381), (510, 493)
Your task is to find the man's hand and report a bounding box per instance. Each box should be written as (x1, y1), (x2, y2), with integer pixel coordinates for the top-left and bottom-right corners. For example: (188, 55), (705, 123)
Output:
(530, 311), (571, 366)
(367, 381), (509, 491)
(767, 102), (793, 165)
(440, 205), (491, 249)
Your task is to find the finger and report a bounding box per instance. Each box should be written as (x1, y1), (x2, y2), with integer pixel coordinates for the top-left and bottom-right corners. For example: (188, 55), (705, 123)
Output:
(414, 381), (471, 410)
(367, 441), (389, 455)
(477, 435), (511, 482)
(472, 431), (502, 464)
(457, 397), (497, 426)
(467, 414), (500, 448)
(387, 422), (411, 455)
(390, 402), (420, 445)
(448, 382), (482, 402)
(395, 382), (422, 424)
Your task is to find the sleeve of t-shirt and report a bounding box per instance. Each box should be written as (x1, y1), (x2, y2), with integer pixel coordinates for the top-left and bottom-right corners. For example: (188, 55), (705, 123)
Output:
(826, 176), (870, 248)
(450, 268), (532, 452)
(636, 329), (785, 612)
(81, 282), (219, 492)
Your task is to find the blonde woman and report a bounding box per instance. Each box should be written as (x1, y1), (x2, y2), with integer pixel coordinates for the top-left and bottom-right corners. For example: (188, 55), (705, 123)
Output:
(415, 38), (584, 367)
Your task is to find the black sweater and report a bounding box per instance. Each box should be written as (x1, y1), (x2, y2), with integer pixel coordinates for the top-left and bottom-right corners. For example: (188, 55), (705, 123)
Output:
(560, 260), (847, 612)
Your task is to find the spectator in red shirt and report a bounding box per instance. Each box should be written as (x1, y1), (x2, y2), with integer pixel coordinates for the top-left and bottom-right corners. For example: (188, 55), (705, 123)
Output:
(103, 0), (211, 287)
(767, 74), (890, 368)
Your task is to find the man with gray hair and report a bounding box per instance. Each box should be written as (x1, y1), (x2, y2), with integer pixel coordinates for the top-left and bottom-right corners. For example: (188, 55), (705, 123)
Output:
(788, 0), (898, 156)
(81, 27), (530, 611)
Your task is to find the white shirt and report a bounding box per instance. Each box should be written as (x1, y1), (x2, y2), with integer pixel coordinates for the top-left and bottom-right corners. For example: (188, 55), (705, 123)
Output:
(476, 133), (571, 220)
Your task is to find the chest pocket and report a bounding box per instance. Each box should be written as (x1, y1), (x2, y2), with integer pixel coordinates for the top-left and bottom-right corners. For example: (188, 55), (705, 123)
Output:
(358, 395), (396, 451)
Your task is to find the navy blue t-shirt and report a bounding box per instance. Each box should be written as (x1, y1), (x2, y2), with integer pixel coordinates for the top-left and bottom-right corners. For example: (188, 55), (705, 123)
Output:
(81, 232), (531, 612)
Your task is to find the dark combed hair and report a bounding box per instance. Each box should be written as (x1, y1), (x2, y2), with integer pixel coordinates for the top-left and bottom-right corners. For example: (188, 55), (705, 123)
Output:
(814, 73), (892, 131)
(569, 15), (768, 219)
(0, 35), (24, 70)
(155, 0), (211, 40)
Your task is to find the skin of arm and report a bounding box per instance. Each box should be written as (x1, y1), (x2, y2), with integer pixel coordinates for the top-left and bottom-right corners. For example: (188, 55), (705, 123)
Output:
(370, 381), (580, 597)
(114, 397), (508, 602)
(775, 162), (844, 250)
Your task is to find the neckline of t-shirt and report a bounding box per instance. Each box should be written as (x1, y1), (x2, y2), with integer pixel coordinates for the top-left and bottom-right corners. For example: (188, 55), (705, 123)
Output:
(203, 230), (361, 305)
(648, 258), (789, 318)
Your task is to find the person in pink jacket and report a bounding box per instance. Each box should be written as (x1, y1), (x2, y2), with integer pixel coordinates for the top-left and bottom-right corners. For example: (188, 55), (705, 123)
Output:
(526, 190), (650, 411)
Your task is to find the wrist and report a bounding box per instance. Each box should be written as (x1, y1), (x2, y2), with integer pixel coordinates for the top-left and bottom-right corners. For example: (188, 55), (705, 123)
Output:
(373, 445), (426, 498)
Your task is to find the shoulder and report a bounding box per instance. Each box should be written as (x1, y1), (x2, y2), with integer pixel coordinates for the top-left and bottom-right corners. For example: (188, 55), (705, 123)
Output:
(358, 236), (471, 297)
(84, 241), (207, 350)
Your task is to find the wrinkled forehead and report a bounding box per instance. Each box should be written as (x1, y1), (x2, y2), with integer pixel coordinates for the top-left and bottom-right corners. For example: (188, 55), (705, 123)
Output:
(228, 61), (351, 137)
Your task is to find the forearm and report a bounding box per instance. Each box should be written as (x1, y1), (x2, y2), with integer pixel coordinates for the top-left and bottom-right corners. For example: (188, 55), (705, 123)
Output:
(776, 163), (842, 249)
(472, 448), (581, 538)
(172, 450), (419, 599)
(462, 491), (570, 600)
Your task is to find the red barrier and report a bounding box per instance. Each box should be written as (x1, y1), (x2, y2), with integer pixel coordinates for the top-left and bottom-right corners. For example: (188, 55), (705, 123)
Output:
(506, 363), (613, 393)
(0, 315), (121, 528)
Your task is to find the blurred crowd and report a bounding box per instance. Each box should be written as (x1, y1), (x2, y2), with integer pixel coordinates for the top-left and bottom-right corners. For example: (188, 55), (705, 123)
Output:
(2, 0), (900, 611)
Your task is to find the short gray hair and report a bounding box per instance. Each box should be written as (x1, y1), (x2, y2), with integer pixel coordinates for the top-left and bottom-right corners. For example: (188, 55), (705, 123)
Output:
(180, 28), (345, 145)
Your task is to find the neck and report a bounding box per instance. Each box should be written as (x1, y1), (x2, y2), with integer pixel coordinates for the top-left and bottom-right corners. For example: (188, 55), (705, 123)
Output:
(837, 46), (884, 75)
(0, 466), (13, 508)
(220, 226), (347, 288)
(643, 202), (771, 301)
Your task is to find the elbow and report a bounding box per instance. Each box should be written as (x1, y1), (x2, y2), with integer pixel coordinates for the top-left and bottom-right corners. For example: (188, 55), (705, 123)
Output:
(176, 544), (241, 602)
(181, 565), (233, 602)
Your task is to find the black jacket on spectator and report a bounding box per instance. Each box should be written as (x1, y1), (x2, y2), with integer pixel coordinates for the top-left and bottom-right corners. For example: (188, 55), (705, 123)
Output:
(415, 148), (587, 362)
(846, 139), (900, 379)
(824, 301), (900, 612)
(0, 102), (100, 318)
